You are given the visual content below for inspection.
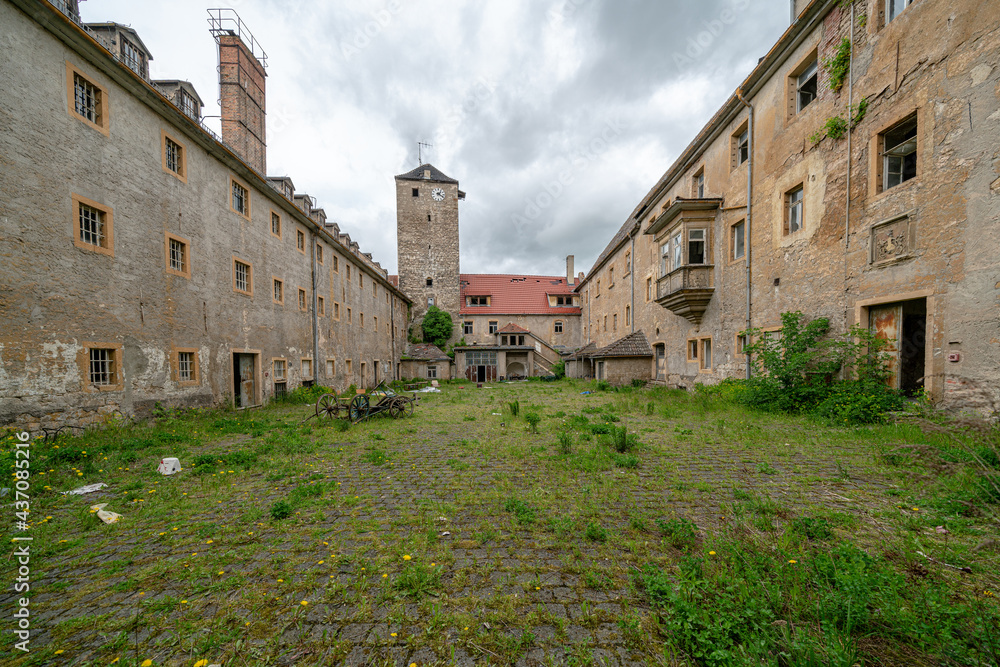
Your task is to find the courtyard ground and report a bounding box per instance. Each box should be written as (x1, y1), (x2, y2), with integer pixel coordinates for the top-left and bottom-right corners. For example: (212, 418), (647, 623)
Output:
(2, 379), (998, 666)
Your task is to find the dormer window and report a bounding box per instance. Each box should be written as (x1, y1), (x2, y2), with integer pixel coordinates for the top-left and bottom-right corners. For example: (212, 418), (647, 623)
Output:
(179, 90), (198, 119)
(468, 296), (489, 306)
(120, 36), (147, 79)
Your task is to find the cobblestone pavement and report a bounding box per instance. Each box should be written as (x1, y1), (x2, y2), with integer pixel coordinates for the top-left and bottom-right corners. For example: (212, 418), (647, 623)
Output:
(2, 384), (895, 666)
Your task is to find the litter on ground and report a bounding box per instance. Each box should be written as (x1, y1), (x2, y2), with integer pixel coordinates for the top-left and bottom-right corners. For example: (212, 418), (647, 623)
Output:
(157, 457), (182, 475)
(62, 482), (108, 496)
(89, 503), (122, 524)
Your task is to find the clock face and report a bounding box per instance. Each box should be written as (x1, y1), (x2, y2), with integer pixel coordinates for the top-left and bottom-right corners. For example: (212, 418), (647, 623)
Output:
(431, 188), (445, 202)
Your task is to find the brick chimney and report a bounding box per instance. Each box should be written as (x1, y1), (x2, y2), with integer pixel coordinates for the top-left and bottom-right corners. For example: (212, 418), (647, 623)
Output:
(210, 10), (267, 175)
(566, 255), (575, 286)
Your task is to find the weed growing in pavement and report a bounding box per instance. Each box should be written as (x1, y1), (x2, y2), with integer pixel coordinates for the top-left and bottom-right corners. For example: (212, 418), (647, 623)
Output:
(655, 517), (698, 550)
(504, 497), (537, 525)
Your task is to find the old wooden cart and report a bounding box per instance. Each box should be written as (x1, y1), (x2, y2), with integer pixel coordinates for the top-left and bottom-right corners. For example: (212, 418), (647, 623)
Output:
(314, 381), (417, 423)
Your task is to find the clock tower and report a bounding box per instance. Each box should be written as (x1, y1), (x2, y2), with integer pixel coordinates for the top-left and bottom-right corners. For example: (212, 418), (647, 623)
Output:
(395, 164), (464, 337)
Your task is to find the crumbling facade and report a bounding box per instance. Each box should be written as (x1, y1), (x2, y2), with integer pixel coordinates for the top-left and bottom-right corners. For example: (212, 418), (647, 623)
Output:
(0, 0), (409, 432)
(576, 0), (1000, 411)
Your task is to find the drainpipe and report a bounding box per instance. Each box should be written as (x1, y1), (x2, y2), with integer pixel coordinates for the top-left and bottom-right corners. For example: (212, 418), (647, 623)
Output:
(844, 2), (855, 332)
(736, 89), (754, 380)
(630, 230), (636, 334)
(310, 232), (321, 385)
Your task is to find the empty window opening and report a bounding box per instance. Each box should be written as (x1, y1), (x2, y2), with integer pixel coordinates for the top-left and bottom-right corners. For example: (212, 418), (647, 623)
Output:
(797, 60), (818, 112)
(412, 188), (419, 197)
(688, 229), (706, 265)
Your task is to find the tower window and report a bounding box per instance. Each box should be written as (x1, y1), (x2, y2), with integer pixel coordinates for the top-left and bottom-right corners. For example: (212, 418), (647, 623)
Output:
(412, 188), (419, 197)
(426, 278), (433, 287)
(427, 214), (431, 221)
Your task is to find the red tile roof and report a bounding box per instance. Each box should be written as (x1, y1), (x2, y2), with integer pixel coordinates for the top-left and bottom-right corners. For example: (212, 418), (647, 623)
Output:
(497, 323), (530, 334)
(459, 274), (582, 315)
(388, 275), (399, 288)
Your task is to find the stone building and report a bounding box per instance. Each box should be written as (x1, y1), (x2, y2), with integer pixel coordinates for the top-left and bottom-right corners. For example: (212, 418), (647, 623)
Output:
(0, 0), (409, 431)
(394, 163), (586, 366)
(400, 343), (452, 382)
(575, 0), (1000, 411)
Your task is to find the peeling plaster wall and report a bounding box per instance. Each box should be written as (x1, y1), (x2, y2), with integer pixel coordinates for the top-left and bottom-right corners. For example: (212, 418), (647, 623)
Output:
(0, 1), (408, 432)
(579, 0), (1000, 411)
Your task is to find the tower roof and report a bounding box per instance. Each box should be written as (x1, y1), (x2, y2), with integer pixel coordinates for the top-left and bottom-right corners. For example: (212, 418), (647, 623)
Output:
(395, 163), (459, 184)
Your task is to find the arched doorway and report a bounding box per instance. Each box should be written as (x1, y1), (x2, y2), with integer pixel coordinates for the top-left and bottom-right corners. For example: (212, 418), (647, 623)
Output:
(507, 361), (526, 378)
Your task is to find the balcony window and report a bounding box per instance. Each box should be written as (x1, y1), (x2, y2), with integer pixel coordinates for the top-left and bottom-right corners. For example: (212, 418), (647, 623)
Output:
(688, 229), (706, 265)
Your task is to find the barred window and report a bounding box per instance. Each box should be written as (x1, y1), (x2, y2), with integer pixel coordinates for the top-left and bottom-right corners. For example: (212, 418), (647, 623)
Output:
(177, 351), (194, 382)
(165, 137), (182, 175)
(169, 238), (186, 273)
(298, 288), (307, 311)
(232, 180), (248, 216)
(234, 260), (251, 293)
(74, 73), (100, 123)
(273, 278), (283, 303)
(89, 348), (115, 386)
(79, 203), (106, 248)
(271, 212), (281, 237)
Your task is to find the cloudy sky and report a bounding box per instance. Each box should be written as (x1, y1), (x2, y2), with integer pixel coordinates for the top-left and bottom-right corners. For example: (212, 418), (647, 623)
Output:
(81, 0), (790, 277)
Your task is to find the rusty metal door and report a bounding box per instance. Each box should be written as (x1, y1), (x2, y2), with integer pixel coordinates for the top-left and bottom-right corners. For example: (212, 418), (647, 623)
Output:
(235, 353), (256, 408)
(870, 304), (902, 390)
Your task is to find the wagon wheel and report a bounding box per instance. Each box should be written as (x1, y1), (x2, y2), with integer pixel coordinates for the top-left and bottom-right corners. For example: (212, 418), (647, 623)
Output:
(315, 393), (341, 419)
(349, 395), (370, 423)
(404, 397), (415, 417)
(388, 399), (404, 419)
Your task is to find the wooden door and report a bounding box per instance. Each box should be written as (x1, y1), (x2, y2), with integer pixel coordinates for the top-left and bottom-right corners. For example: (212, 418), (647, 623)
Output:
(235, 353), (255, 408)
(870, 304), (902, 390)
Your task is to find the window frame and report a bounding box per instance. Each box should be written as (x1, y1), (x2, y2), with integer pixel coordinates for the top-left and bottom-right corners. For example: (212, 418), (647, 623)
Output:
(687, 339), (699, 362)
(318, 295), (326, 317)
(488, 321), (498, 334)
(172, 346), (200, 386)
(229, 176), (251, 220)
(884, 0), (914, 25)
(731, 219), (746, 261)
(787, 50), (819, 118)
(232, 257), (253, 296)
(272, 277), (284, 305)
(272, 357), (287, 382)
(699, 337), (713, 372)
(65, 62), (109, 135)
(270, 210), (282, 239)
(296, 229), (306, 254)
(693, 168), (705, 198)
(298, 287), (308, 312)
(317, 243), (324, 265)
(72, 193), (114, 257)
(554, 320), (564, 334)
(333, 302), (341, 321)
(879, 112), (918, 193)
(332, 254), (339, 273)
(80, 342), (123, 391)
(300, 358), (313, 380)
(326, 359), (336, 377)
(161, 130), (187, 182)
(732, 121), (749, 169)
(164, 232), (191, 279)
(784, 185), (804, 236)
(463, 321), (473, 335)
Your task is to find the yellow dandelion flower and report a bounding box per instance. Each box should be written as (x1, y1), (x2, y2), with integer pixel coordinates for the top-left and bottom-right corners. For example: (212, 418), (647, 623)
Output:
(390, 632), (397, 637)
(709, 551), (716, 555)
(403, 554), (411, 561)
(55, 650), (65, 655)
(141, 661), (152, 667)
(788, 560), (797, 564)
(300, 600), (308, 606)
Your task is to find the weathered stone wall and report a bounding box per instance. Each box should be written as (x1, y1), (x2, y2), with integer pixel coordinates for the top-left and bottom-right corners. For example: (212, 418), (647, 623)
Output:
(579, 0), (1000, 411)
(596, 358), (651, 386)
(396, 177), (461, 334)
(399, 360), (452, 382)
(0, 1), (408, 432)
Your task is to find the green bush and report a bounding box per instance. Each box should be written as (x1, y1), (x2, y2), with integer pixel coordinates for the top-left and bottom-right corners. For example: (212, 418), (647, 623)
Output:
(421, 306), (453, 348)
(506, 400), (520, 417)
(551, 359), (566, 379)
(556, 432), (573, 455)
(739, 311), (903, 423)
(524, 412), (541, 433)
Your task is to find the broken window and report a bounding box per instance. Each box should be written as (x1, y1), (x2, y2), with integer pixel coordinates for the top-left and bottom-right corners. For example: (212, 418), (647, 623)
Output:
(700, 338), (713, 371)
(687, 339), (699, 361)
(688, 229), (706, 265)
(881, 114), (918, 191)
(468, 296), (489, 306)
(797, 60), (818, 112)
(734, 127), (749, 167)
(271, 212), (281, 237)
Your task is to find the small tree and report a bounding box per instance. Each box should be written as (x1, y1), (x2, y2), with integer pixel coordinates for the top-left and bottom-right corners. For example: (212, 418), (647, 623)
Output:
(421, 306), (453, 348)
